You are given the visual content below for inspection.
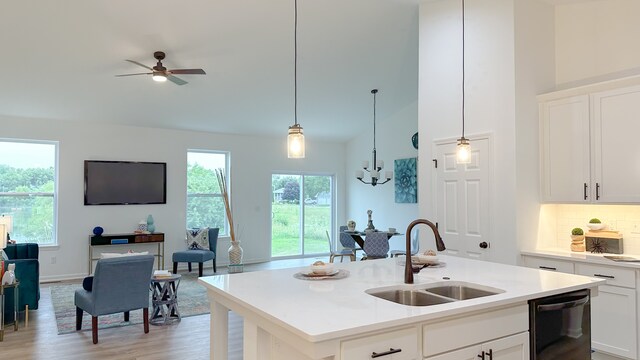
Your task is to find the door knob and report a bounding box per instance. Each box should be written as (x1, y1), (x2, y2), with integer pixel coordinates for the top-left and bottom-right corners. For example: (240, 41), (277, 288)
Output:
(479, 242), (489, 249)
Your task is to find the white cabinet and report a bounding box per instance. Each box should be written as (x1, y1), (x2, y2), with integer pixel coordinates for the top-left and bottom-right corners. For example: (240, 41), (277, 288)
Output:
(539, 95), (590, 202)
(575, 263), (638, 359)
(341, 326), (419, 359)
(539, 83), (640, 203)
(426, 332), (529, 360)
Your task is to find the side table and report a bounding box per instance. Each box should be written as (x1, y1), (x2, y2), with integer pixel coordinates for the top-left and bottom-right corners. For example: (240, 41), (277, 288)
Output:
(150, 274), (181, 325)
(0, 281), (19, 341)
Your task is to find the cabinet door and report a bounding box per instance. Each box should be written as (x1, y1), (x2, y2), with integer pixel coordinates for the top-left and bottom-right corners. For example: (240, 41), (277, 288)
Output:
(592, 85), (640, 203)
(539, 95), (590, 202)
(426, 332), (529, 360)
(590, 284), (637, 359)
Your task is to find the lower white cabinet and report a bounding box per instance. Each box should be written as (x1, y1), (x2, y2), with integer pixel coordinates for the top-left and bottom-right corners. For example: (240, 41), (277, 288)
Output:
(426, 332), (529, 360)
(341, 326), (419, 359)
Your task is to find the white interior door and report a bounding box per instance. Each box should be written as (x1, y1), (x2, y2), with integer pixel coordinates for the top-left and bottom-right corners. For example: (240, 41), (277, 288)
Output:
(434, 136), (490, 260)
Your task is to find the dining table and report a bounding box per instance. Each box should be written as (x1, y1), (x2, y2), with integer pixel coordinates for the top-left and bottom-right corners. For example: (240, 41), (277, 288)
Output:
(343, 230), (403, 249)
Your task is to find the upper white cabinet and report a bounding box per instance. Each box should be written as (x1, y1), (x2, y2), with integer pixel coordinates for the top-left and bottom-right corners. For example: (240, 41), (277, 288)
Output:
(540, 80), (640, 203)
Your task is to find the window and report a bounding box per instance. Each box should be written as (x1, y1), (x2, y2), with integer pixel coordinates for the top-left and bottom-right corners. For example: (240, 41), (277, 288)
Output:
(186, 151), (229, 235)
(0, 140), (57, 245)
(271, 174), (334, 257)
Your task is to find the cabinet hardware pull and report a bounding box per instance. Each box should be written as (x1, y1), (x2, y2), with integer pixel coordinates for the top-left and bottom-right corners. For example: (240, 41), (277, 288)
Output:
(594, 273), (614, 279)
(584, 183), (588, 200)
(596, 183), (600, 200)
(371, 348), (402, 358)
(477, 351), (485, 359)
(487, 349), (493, 360)
(539, 266), (557, 271)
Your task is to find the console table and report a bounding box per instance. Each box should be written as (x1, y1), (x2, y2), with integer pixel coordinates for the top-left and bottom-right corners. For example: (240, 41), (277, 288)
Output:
(0, 281), (19, 341)
(88, 232), (165, 275)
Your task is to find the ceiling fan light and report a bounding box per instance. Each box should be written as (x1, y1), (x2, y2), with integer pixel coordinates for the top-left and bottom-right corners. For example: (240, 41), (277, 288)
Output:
(152, 73), (167, 82)
(456, 137), (472, 164)
(287, 124), (305, 159)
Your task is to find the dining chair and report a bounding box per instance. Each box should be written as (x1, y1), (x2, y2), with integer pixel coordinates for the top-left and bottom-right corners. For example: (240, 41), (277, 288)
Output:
(390, 229), (420, 257)
(363, 232), (390, 259)
(339, 226), (363, 257)
(325, 231), (356, 263)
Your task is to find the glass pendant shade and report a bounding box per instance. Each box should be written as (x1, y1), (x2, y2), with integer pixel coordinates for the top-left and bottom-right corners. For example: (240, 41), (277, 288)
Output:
(152, 73), (167, 82)
(456, 137), (471, 164)
(287, 124), (305, 158)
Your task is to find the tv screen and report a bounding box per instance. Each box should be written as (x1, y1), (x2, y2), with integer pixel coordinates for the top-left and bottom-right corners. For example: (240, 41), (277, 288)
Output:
(84, 160), (167, 205)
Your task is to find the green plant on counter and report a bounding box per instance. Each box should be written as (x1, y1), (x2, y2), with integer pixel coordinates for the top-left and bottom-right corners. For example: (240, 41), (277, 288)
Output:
(589, 218), (602, 224)
(571, 228), (584, 236)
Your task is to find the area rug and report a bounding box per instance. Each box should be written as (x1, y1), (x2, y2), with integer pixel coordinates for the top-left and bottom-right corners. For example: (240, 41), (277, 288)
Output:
(51, 272), (210, 334)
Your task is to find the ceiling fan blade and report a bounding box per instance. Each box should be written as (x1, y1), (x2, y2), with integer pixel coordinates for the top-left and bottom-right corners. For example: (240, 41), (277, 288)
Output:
(115, 72), (152, 77)
(167, 75), (188, 86)
(125, 59), (153, 71)
(168, 69), (206, 75)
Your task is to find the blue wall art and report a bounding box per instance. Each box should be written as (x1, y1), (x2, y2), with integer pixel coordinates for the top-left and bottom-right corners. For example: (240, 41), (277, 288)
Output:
(394, 157), (417, 203)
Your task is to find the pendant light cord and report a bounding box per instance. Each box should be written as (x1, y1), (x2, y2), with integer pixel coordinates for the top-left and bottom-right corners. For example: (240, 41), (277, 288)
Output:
(373, 90), (377, 151)
(294, 0), (298, 126)
(461, 0), (465, 138)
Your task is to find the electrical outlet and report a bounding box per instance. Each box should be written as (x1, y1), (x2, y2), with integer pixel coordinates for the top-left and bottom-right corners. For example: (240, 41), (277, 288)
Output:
(632, 224), (640, 234)
(51, 256), (56, 264)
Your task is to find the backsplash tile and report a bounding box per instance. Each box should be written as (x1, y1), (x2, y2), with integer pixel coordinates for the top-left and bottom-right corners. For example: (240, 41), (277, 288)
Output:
(540, 204), (640, 255)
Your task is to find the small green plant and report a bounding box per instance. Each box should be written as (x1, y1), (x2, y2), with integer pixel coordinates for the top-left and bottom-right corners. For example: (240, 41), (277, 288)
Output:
(589, 218), (602, 224)
(571, 228), (584, 236)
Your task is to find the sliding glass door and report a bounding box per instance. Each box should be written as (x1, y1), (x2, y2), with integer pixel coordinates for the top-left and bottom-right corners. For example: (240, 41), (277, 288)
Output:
(271, 174), (333, 258)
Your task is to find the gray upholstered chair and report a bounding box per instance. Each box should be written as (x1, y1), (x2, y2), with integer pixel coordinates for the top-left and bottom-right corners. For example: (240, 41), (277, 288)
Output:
(172, 227), (219, 277)
(326, 230), (355, 263)
(339, 226), (362, 256)
(363, 232), (390, 259)
(75, 255), (154, 344)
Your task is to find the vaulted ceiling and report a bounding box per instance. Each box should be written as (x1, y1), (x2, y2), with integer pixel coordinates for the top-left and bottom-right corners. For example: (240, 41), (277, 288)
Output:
(0, 0), (419, 142)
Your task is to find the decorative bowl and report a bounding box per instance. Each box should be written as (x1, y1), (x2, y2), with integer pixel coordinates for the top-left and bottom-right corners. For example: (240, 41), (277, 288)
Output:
(411, 254), (440, 265)
(310, 262), (335, 275)
(586, 223), (606, 231)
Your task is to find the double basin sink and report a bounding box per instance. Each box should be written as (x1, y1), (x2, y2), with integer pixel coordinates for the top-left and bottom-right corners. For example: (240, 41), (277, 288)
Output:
(366, 281), (504, 306)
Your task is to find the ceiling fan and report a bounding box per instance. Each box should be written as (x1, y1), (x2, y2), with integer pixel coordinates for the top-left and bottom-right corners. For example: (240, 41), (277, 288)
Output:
(115, 51), (206, 85)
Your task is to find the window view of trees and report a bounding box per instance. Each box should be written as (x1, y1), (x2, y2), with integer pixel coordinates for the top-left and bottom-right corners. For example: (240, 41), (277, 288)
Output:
(0, 141), (56, 245)
(272, 174), (333, 257)
(187, 151), (228, 235)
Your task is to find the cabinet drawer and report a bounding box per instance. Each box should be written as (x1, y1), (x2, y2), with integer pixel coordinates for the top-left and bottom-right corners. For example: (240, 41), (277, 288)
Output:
(575, 263), (636, 288)
(423, 305), (528, 357)
(341, 326), (418, 359)
(522, 256), (574, 273)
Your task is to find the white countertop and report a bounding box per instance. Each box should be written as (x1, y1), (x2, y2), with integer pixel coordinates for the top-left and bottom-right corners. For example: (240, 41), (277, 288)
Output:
(522, 248), (640, 269)
(198, 255), (603, 343)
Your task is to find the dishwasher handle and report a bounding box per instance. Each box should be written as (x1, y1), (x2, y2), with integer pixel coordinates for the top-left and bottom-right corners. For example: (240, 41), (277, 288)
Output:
(537, 295), (589, 312)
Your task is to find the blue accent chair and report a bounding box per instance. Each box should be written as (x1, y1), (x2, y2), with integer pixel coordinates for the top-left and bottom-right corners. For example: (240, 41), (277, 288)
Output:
(172, 227), (219, 277)
(339, 226), (363, 256)
(3, 243), (40, 323)
(74, 255), (154, 344)
(363, 232), (390, 259)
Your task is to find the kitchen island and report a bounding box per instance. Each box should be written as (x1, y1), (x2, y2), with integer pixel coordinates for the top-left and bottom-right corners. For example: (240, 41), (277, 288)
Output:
(198, 255), (604, 359)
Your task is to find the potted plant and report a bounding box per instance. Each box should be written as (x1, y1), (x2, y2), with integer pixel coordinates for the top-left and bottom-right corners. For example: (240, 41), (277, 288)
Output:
(570, 227), (584, 241)
(587, 218), (605, 231)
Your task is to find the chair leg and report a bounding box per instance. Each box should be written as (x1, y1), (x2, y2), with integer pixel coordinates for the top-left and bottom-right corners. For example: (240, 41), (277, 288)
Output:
(76, 307), (83, 330)
(350, 254), (356, 262)
(188, 262), (192, 272)
(92, 316), (98, 344)
(173, 262), (178, 274)
(213, 258), (217, 273)
(329, 255), (335, 263)
(124, 311), (130, 322)
(198, 262), (203, 277)
(143, 308), (149, 334)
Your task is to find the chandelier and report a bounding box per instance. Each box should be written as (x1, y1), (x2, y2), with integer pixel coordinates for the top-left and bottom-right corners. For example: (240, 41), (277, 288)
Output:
(356, 89), (392, 186)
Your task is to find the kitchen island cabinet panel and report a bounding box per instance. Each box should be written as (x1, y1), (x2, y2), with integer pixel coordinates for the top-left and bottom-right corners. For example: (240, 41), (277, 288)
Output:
(426, 332), (528, 360)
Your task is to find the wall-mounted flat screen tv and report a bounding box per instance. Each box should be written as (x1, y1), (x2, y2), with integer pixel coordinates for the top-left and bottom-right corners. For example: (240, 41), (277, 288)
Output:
(84, 160), (167, 205)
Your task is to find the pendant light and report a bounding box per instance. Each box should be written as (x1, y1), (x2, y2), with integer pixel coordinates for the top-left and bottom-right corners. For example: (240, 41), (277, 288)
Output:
(287, 0), (305, 158)
(356, 89), (393, 186)
(456, 0), (471, 164)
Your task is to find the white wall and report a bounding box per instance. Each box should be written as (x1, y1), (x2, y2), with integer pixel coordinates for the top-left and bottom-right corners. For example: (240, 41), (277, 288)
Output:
(2, 115), (346, 281)
(555, 0), (640, 86)
(345, 100), (419, 252)
(418, 0), (554, 264)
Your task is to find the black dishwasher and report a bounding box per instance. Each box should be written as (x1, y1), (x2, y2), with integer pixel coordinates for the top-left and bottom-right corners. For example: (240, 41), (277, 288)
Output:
(529, 289), (591, 359)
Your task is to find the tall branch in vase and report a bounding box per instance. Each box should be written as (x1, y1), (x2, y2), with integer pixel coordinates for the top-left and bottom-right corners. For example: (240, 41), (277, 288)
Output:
(215, 169), (235, 242)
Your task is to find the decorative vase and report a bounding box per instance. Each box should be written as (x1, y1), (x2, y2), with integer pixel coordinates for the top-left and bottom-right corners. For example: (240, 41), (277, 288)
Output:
(347, 220), (356, 232)
(228, 240), (243, 266)
(147, 214), (155, 233)
(92, 226), (104, 236)
(137, 220), (147, 232)
(2, 263), (15, 285)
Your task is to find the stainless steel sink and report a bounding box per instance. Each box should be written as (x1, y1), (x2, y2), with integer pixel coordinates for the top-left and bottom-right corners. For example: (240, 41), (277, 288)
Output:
(368, 289), (454, 306)
(366, 282), (503, 306)
(425, 285), (499, 300)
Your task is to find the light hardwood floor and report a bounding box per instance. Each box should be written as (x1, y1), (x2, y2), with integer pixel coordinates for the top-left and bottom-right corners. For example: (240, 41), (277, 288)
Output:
(1, 257), (329, 360)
